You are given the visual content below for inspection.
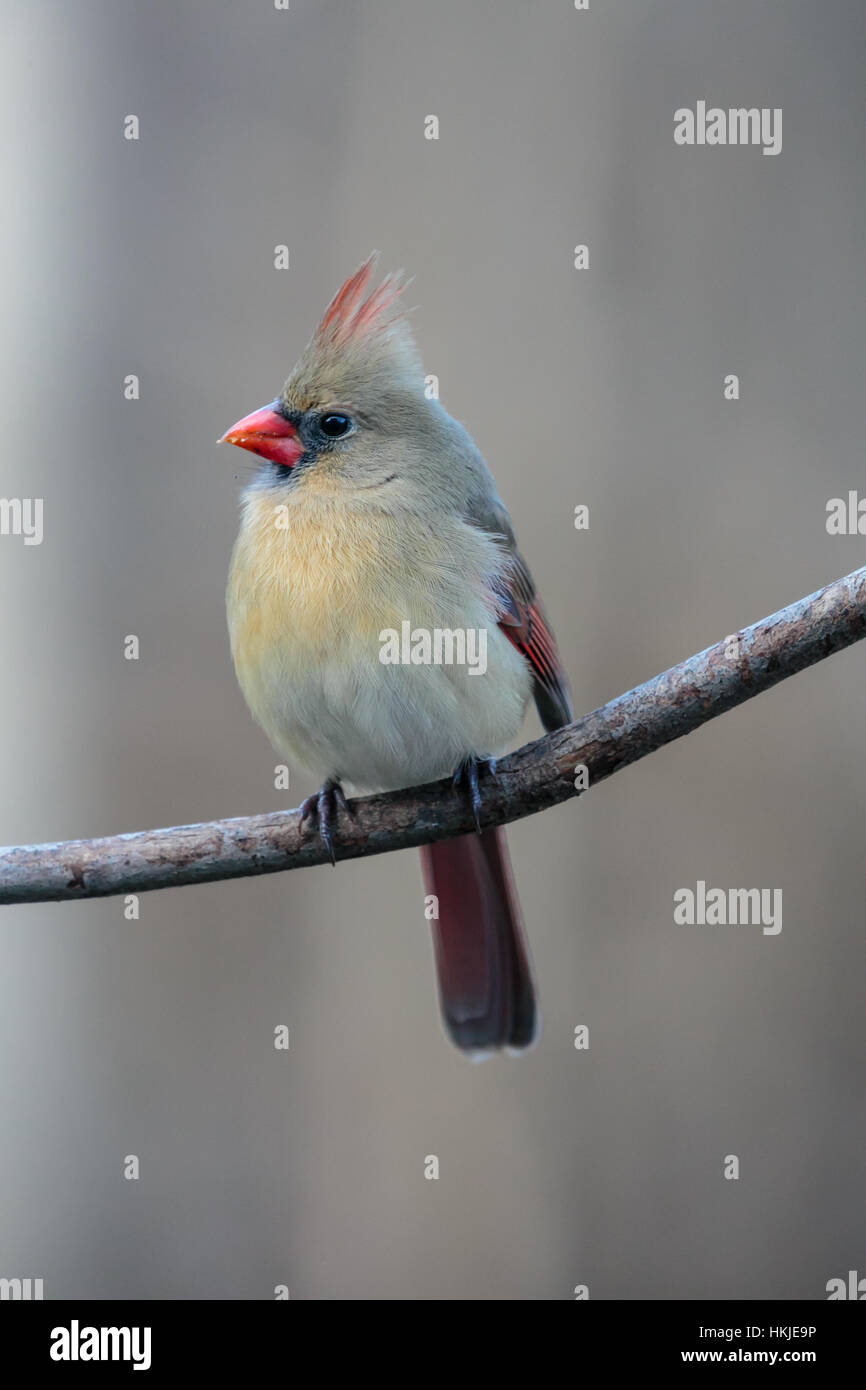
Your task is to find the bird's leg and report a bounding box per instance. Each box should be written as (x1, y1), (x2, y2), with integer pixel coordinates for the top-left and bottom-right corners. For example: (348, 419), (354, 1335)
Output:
(452, 755), (498, 833)
(299, 777), (353, 866)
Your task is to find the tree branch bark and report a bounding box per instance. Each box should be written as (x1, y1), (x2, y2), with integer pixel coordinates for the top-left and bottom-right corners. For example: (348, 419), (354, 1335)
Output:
(2, 565), (865, 905)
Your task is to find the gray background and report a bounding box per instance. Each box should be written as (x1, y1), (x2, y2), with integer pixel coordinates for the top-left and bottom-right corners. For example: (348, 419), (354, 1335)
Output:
(1, 0), (864, 1299)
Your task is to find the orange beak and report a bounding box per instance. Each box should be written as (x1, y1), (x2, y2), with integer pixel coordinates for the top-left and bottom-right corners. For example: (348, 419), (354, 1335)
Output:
(219, 401), (304, 470)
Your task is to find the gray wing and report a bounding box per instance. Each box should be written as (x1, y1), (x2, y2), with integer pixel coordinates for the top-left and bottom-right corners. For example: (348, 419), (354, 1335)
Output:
(468, 491), (574, 733)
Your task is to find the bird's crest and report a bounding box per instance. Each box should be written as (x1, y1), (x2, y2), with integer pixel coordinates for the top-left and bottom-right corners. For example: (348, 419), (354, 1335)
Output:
(316, 254), (408, 348)
(282, 254), (422, 410)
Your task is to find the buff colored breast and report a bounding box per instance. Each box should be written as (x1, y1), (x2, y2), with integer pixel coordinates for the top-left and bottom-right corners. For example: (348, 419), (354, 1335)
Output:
(226, 481), (533, 788)
(229, 487), (399, 660)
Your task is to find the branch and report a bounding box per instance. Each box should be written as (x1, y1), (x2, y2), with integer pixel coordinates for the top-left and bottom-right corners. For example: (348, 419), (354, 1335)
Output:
(2, 566), (865, 905)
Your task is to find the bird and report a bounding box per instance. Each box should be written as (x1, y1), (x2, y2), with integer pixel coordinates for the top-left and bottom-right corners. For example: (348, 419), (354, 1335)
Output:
(221, 256), (572, 1053)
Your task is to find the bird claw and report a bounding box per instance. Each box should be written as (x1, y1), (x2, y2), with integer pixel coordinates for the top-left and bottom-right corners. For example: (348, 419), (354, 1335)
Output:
(452, 756), (497, 833)
(299, 778), (352, 865)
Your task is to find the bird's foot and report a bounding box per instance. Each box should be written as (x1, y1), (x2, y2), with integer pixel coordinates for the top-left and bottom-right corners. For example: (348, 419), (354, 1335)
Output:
(452, 756), (497, 833)
(299, 778), (353, 866)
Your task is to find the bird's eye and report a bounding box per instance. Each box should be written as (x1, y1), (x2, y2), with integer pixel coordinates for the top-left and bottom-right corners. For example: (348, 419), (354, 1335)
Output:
(318, 412), (353, 438)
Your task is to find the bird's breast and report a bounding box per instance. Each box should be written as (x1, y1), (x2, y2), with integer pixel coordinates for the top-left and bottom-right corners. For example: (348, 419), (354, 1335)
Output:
(228, 488), (397, 663)
(226, 485), (532, 787)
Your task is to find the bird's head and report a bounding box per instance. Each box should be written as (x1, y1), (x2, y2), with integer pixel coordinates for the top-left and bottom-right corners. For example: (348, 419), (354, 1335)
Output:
(219, 255), (437, 493)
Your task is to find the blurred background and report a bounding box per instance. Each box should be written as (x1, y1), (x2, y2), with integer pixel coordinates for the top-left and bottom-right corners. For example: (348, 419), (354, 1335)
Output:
(1, 0), (864, 1300)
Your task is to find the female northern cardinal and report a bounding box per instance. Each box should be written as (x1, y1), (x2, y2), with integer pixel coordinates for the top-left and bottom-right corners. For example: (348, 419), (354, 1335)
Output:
(221, 257), (572, 1053)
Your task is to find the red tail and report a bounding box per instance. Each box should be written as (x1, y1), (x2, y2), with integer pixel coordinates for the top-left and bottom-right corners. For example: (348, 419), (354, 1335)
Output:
(419, 827), (538, 1053)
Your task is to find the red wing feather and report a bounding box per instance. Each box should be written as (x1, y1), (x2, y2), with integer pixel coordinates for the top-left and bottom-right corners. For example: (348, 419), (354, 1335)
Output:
(494, 556), (573, 733)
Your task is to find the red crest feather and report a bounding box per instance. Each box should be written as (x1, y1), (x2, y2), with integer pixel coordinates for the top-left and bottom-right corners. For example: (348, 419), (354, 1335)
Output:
(316, 254), (408, 349)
